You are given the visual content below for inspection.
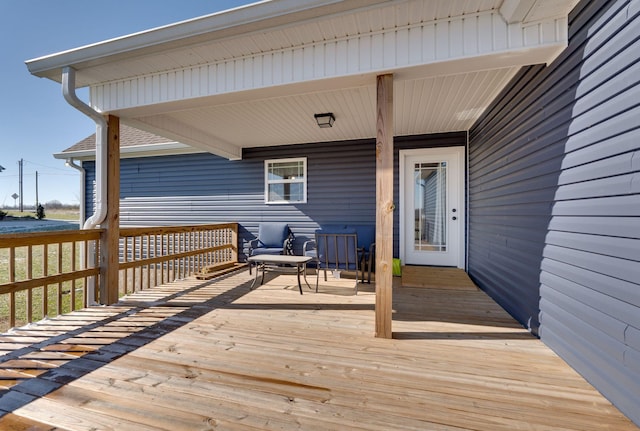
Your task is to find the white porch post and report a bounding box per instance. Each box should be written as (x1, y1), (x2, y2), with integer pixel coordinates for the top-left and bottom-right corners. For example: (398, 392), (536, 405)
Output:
(99, 114), (120, 305)
(375, 74), (393, 339)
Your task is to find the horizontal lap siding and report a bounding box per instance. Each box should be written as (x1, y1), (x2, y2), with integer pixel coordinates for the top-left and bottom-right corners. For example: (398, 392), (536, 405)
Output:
(86, 143), (372, 256)
(469, 0), (640, 424)
(84, 133), (465, 258)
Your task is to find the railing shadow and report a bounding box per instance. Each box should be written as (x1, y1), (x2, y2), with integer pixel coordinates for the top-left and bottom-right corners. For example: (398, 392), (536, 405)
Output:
(0, 269), (253, 417)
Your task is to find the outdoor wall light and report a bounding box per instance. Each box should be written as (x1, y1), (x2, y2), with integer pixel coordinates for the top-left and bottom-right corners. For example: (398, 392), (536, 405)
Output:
(314, 112), (335, 128)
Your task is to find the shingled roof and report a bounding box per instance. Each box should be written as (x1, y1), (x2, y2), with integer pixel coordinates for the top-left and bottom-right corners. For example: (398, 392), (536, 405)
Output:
(62, 124), (173, 152)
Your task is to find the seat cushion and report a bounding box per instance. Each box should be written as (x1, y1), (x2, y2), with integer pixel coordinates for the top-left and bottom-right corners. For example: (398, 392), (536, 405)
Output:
(258, 223), (289, 248)
(251, 247), (284, 256)
(315, 226), (355, 235)
(353, 225), (375, 250)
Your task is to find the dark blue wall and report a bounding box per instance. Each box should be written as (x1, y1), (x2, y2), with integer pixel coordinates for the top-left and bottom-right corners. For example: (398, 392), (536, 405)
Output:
(469, 0), (640, 424)
(83, 132), (465, 259)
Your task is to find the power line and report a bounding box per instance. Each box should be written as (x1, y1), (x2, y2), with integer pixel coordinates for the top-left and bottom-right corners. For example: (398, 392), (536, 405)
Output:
(22, 159), (70, 172)
(0, 172), (77, 178)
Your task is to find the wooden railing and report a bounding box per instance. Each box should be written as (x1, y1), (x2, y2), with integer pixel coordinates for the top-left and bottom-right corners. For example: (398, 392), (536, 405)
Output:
(0, 223), (238, 332)
(0, 229), (102, 331)
(118, 223), (238, 295)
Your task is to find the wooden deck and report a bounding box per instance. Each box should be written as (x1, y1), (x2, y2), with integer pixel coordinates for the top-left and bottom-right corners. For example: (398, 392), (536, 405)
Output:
(0, 268), (637, 430)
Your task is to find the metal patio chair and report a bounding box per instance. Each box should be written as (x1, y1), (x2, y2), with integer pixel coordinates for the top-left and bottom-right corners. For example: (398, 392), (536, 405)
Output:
(315, 230), (360, 294)
(248, 222), (292, 274)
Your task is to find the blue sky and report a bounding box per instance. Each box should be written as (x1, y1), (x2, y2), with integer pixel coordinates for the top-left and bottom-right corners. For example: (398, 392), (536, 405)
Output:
(0, 0), (252, 207)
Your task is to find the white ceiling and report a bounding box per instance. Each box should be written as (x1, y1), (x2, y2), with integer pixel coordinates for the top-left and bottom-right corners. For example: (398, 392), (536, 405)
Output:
(131, 67), (520, 151)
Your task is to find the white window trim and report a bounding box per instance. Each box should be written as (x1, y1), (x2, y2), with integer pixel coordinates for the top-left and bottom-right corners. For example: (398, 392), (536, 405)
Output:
(264, 157), (307, 204)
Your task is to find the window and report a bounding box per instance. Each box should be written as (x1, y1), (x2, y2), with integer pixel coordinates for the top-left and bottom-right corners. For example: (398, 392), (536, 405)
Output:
(265, 158), (307, 204)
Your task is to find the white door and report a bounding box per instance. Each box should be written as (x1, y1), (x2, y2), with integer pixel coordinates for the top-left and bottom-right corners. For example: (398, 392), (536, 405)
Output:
(400, 147), (465, 268)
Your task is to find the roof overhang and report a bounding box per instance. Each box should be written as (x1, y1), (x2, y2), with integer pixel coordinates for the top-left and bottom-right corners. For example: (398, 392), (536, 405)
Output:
(27, 0), (393, 87)
(53, 142), (204, 161)
(28, 0), (580, 160)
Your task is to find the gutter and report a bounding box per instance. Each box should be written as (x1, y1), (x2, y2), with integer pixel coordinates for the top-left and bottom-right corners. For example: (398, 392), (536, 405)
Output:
(62, 66), (107, 230)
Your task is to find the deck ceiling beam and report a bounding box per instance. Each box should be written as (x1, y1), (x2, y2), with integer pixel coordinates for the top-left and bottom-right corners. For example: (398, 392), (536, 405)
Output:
(127, 117), (242, 161)
(500, 0), (536, 23)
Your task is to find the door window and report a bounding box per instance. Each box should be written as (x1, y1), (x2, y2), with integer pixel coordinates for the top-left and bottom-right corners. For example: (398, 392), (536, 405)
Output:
(414, 161), (447, 252)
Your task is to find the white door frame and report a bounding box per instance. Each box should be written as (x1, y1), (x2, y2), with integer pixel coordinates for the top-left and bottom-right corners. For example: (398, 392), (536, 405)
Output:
(399, 147), (466, 268)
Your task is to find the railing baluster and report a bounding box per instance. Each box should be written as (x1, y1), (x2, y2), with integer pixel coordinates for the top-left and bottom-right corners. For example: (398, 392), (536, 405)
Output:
(123, 237), (129, 294)
(168, 233), (173, 282)
(82, 239), (87, 308)
(9, 247), (16, 329)
(178, 231), (182, 279)
(184, 232), (188, 277)
(144, 235), (149, 290)
(150, 235), (153, 288)
(132, 236), (137, 292)
(187, 232), (191, 276)
(161, 234), (165, 285)
(71, 240), (77, 311)
(154, 234), (159, 288)
(172, 232), (177, 281)
(27, 245), (33, 324)
(200, 231), (204, 271)
(43, 243), (48, 318)
(184, 231), (188, 277)
(83, 239), (89, 308)
(57, 242), (63, 315)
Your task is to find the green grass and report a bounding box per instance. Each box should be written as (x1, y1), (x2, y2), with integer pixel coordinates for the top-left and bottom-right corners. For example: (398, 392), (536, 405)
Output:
(0, 243), (87, 332)
(42, 210), (80, 221)
(2, 209), (79, 221)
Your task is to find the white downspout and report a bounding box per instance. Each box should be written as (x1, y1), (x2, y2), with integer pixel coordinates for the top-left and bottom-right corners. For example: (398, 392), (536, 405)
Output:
(64, 158), (85, 226)
(62, 66), (107, 230)
(62, 66), (107, 305)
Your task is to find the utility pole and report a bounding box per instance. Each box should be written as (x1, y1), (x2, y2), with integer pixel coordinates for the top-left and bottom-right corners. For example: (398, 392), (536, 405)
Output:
(35, 171), (39, 207)
(18, 158), (23, 212)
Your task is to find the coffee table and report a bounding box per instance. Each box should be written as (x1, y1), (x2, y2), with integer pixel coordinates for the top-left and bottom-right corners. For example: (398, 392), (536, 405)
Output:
(247, 254), (313, 294)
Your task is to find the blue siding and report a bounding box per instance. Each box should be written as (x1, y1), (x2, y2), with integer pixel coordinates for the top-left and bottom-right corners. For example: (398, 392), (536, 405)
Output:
(84, 133), (465, 259)
(469, 0), (640, 424)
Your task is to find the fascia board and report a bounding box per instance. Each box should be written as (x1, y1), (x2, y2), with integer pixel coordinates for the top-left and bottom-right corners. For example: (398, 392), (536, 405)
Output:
(26, 0), (389, 85)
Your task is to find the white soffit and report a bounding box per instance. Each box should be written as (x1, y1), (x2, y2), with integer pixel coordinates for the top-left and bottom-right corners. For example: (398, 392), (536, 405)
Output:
(129, 67), (520, 156)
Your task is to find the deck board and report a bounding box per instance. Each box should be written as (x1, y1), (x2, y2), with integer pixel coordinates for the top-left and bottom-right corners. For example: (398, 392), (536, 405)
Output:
(0, 269), (637, 430)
